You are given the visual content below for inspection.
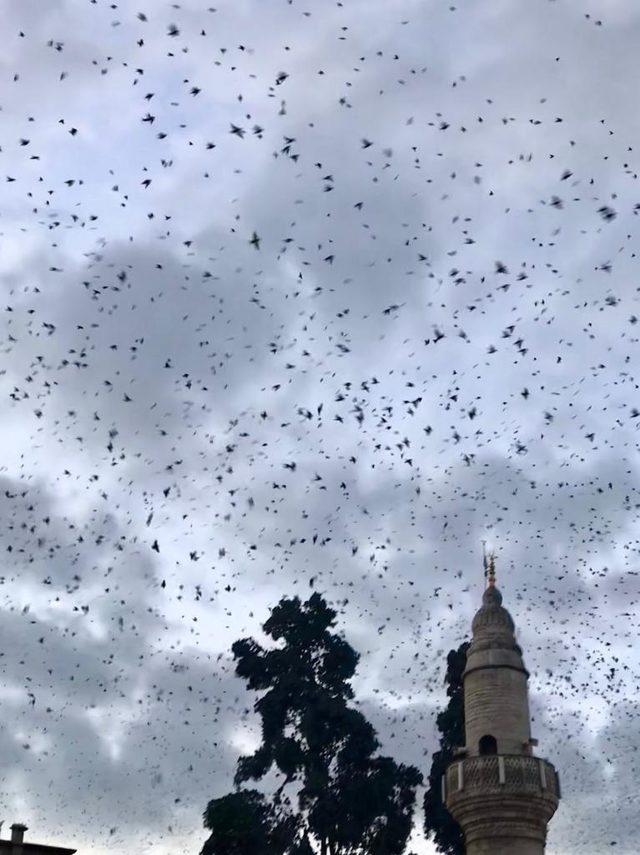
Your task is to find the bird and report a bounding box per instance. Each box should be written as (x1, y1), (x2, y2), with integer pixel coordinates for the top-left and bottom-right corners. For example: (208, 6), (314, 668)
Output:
(0, 3), (634, 853)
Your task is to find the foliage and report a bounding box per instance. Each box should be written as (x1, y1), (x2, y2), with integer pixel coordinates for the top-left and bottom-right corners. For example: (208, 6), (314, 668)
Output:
(201, 790), (299, 855)
(422, 642), (469, 855)
(201, 593), (422, 855)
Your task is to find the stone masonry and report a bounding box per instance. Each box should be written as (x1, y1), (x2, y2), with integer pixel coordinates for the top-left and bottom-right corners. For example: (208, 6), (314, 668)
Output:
(443, 557), (560, 854)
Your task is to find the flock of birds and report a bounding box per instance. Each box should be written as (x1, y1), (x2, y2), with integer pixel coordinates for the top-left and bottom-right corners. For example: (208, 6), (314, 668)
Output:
(0, 1), (637, 853)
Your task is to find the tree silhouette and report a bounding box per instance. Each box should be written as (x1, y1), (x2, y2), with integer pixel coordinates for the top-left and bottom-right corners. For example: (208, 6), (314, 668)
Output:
(422, 642), (469, 855)
(201, 593), (422, 855)
(202, 790), (299, 855)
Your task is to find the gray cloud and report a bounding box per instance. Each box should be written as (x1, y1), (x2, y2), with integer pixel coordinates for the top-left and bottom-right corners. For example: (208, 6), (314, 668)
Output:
(1, 0), (639, 852)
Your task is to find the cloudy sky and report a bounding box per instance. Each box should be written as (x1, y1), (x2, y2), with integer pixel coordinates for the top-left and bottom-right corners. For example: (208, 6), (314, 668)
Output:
(1, 0), (639, 852)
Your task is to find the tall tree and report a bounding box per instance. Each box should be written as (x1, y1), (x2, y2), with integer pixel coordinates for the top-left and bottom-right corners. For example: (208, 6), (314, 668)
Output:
(202, 593), (422, 855)
(201, 790), (299, 855)
(422, 642), (469, 855)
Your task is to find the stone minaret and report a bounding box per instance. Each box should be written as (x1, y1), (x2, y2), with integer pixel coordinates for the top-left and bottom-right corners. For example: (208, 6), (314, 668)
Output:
(444, 556), (560, 854)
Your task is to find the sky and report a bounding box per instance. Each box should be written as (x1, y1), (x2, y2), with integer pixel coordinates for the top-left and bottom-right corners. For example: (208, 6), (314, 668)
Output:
(0, 0), (639, 852)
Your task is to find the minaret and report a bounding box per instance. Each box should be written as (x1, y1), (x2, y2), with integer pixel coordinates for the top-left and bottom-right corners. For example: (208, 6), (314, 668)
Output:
(443, 555), (560, 854)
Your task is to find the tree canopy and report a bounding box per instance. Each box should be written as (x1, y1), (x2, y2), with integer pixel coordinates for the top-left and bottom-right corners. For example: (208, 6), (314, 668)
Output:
(201, 593), (423, 855)
(201, 790), (300, 855)
(422, 641), (468, 855)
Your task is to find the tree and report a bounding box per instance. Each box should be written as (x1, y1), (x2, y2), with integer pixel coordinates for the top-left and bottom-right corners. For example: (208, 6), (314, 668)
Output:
(201, 593), (422, 855)
(201, 790), (299, 855)
(422, 641), (469, 855)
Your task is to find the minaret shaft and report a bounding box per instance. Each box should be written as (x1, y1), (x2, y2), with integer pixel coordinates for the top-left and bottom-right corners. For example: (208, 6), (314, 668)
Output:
(464, 665), (531, 756)
(467, 836), (544, 855)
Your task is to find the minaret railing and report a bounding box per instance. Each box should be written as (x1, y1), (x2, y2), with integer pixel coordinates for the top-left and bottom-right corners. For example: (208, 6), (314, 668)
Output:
(444, 754), (559, 800)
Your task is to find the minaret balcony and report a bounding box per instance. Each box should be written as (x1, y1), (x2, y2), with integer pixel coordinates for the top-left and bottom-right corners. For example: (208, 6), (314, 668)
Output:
(444, 754), (560, 802)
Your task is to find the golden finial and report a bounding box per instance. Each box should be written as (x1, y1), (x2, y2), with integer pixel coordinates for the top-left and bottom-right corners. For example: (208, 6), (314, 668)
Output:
(482, 541), (496, 588)
(487, 552), (496, 588)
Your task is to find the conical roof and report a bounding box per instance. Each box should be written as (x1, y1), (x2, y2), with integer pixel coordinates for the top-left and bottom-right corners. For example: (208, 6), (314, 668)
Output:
(471, 584), (516, 639)
(465, 556), (526, 670)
